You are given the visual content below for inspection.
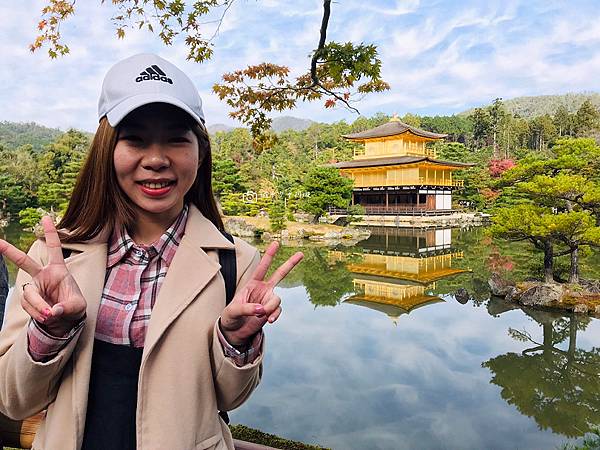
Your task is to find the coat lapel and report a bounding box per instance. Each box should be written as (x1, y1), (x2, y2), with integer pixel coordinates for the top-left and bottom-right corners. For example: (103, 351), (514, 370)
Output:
(142, 206), (234, 363)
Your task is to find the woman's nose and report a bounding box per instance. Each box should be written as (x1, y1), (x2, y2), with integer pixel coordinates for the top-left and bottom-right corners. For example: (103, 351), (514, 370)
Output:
(141, 144), (170, 170)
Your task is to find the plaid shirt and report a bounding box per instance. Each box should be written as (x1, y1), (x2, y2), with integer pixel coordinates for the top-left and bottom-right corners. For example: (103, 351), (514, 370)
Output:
(28, 205), (261, 365)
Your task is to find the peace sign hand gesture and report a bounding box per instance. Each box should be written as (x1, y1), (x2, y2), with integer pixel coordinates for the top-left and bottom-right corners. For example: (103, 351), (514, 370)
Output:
(0, 217), (86, 337)
(220, 242), (303, 347)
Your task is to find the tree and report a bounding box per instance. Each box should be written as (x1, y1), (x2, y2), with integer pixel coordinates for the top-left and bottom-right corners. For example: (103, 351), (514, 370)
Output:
(491, 205), (560, 283)
(493, 138), (600, 283)
(268, 198), (286, 233)
(553, 105), (575, 137)
(471, 107), (491, 148)
(574, 100), (600, 137)
(32, 1), (389, 138)
(211, 157), (246, 197)
(300, 166), (353, 223)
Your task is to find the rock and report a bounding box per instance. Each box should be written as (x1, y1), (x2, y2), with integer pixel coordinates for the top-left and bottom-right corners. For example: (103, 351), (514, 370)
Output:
(574, 303), (589, 314)
(580, 279), (600, 294)
(505, 286), (521, 302)
(262, 232), (272, 241)
(487, 296), (519, 316)
(595, 305), (600, 315)
(488, 273), (516, 297)
(519, 284), (563, 307)
(224, 218), (257, 238)
(293, 213), (312, 223)
(454, 288), (470, 304)
(280, 230), (290, 239)
(323, 231), (341, 240)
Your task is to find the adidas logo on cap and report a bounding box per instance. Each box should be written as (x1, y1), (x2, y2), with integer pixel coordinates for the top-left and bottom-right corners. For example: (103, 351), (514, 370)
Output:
(135, 65), (173, 84)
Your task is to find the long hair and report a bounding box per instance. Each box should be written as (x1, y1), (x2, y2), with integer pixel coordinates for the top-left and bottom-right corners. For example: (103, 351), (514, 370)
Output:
(58, 116), (223, 243)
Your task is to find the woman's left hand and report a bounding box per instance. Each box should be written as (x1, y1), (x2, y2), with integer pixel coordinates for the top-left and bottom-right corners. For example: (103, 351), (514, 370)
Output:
(220, 242), (303, 347)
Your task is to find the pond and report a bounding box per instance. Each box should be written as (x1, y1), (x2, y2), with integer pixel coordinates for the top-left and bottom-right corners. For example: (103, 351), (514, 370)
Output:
(2, 224), (599, 450)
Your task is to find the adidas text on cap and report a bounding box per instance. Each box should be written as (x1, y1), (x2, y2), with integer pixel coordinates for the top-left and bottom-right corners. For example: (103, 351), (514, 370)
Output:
(98, 53), (205, 127)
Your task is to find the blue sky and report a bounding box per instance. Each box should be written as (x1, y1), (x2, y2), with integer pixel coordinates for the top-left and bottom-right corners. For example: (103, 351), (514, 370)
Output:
(1, 0), (600, 132)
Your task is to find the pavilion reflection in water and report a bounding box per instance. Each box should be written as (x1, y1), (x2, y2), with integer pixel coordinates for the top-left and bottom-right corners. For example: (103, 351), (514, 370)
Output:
(330, 228), (468, 322)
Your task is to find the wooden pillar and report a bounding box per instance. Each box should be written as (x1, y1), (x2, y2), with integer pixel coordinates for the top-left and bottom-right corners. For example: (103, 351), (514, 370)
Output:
(351, 192), (355, 206)
(386, 191), (389, 210)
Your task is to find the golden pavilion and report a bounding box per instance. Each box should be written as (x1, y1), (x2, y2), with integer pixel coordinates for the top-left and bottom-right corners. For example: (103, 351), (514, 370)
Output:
(332, 116), (472, 215)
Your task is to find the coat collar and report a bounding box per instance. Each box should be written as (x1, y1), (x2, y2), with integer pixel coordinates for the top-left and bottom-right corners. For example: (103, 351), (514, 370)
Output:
(183, 205), (235, 250)
(61, 204), (234, 254)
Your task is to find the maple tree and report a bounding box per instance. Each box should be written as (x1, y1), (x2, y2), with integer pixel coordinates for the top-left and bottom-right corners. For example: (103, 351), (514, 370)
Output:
(31, 0), (389, 137)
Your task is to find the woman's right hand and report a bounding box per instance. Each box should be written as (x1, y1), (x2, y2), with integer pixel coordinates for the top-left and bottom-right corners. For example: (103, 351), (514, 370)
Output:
(0, 216), (86, 337)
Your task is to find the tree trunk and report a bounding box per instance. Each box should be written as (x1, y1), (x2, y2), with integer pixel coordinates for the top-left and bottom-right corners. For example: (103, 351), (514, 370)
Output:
(568, 316), (577, 357)
(543, 240), (554, 283)
(569, 246), (579, 284)
(542, 323), (553, 363)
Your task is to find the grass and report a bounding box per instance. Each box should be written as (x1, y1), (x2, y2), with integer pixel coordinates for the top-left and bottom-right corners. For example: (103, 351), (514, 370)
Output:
(227, 215), (344, 235)
(230, 424), (330, 450)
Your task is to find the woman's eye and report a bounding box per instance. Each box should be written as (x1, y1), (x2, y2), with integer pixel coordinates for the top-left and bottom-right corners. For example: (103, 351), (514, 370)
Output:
(170, 136), (191, 143)
(120, 135), (143, 143)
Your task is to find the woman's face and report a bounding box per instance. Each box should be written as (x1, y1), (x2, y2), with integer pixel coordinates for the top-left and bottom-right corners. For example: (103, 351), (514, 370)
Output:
(113, 103), (201, 223)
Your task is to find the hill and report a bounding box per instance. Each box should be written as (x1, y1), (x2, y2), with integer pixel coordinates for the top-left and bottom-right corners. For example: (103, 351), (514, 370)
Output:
(0, 121), (63, 152)
(461, 92), (600, 118)
(270, 116), (314, 132)
(207, 123), (235, 134)
(207, 116), (315, 135)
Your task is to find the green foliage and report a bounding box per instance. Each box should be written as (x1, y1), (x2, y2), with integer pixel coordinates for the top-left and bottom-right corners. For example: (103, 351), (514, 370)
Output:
(18, 207), (43, 229)
(300, 166), (353, 222)
(268, 198), (286, 232)
(211, 157), (246, 197)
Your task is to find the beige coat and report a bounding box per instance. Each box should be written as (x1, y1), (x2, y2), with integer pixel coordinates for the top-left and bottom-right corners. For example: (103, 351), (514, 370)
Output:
(0, 206), (263, 450)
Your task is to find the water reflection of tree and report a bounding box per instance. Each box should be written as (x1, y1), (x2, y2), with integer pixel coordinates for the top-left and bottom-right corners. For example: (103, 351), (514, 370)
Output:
(483, 312), (600, 438)
(268, 246), (355, 307)
(301, 248), (354, 307)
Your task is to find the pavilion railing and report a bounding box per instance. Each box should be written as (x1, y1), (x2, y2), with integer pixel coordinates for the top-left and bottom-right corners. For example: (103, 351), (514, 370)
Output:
(328, 206), (458, 216)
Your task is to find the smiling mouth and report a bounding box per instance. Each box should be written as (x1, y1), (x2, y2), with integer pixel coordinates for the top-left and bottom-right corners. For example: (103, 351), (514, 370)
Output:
(138, 180), (176, 189)
(137, 180), (176, 197)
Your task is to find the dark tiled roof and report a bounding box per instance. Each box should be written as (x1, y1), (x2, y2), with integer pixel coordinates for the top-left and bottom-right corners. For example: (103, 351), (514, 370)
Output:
(342, 120), (447, 140)
(329, 156), (474, 169)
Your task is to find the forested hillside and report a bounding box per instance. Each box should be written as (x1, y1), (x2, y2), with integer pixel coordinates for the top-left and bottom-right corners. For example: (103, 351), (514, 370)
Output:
(0, 121), (63, 152)
(462, 92), (600, 119)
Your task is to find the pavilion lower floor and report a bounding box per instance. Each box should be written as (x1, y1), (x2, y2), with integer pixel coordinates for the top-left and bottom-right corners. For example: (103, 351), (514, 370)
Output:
(352, 188), (453, 215)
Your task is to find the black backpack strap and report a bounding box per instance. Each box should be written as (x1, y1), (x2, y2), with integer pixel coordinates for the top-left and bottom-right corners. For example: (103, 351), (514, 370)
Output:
(0, 255), (8, 330)
(218, 231), (237, 306)
(218, 231), (237, 425)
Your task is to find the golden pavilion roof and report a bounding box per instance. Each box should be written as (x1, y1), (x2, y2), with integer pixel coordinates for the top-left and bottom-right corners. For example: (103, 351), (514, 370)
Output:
(344, 294), (444, 318)
(342, 119), (447, 141)
(330, 155), (474, 170)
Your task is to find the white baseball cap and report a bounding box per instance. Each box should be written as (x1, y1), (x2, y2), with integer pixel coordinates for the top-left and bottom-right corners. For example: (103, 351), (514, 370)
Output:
(98, 53), (205, 127)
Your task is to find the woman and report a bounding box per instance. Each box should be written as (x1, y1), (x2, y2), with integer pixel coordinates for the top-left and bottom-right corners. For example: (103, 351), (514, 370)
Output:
(0, 53), (303, 450)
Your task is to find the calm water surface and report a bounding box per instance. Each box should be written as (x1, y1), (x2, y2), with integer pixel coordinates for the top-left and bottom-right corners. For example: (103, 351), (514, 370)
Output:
(2, 224), (599, 450)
